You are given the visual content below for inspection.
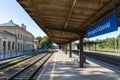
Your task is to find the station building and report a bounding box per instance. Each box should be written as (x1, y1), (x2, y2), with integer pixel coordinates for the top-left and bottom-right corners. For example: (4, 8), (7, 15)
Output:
(0, 20), (34, 54)
(33, 39), (39, 50)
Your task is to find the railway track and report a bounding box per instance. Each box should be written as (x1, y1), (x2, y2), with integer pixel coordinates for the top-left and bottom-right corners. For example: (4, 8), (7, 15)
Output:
(0, 52), (42, 70)
(0, 55), (27, 64)
(72, 50), (120, 67)
(84, 51), (120, 67)
(71, 50), (120, 73)
(0, 55), (33, 70)
(87, 56), (120, 73)
(0, 49), (47, 66)
(0, 51), (49, 79)
(8, 53), (52, 80)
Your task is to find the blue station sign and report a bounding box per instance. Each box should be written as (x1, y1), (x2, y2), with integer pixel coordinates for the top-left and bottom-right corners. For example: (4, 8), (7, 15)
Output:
(86, 13), (118, 38)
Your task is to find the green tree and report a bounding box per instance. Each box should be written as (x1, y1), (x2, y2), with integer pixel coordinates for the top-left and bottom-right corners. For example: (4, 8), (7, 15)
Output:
(36, 36), (42, 43)
(40, 36), (52, 48)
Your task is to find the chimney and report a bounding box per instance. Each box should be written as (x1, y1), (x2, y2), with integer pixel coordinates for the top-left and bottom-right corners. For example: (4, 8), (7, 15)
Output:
(21, 24), (26, 30)
(9, 20), (13, 23)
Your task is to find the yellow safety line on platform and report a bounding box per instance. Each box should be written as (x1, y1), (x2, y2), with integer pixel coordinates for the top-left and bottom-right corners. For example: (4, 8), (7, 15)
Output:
(50, 53), (57, 80)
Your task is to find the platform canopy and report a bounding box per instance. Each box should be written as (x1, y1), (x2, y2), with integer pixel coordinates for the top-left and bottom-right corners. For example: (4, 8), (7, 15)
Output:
(17, 0), (120, 44)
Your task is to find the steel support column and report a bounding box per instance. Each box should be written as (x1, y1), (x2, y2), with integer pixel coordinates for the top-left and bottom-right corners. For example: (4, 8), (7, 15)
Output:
(79, 34), (84, 68)
(69, 42), (72, 58)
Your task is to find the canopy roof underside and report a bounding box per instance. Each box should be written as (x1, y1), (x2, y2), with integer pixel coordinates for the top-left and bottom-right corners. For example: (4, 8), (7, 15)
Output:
(17, 0), (120, 44)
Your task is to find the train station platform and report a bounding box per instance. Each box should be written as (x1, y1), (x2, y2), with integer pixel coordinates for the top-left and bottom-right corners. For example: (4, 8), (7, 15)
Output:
(38, 50), (120, 80)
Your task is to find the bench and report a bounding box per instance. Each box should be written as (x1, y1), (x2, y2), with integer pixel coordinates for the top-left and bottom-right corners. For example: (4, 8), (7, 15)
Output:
(73, 56), (86, 67)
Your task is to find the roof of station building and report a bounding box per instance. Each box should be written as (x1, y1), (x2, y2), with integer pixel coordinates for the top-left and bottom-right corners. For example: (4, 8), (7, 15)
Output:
(0, 30), (16, 36)
(17, 0), (120, 44)
(0, 20), (18, 27)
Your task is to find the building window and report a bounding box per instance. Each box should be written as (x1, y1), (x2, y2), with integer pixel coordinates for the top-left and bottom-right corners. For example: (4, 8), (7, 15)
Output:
(18, 33), (19, 38)
(21, 43), (22, 50)
(23, 36), (24, 40)
(12, 42), (14, 50)
(3, 41), (6, 53)
(21, 35), (22, 39)
(8, 41), (11, 51)
(23, 44), (24, 51)
(18, 43), (19, 51)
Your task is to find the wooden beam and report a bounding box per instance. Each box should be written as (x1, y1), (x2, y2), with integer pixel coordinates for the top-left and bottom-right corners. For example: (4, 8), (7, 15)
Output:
(59, 44), (61, 49)
(64, 0), (77, 29)
(45, 26), (81, 34)
(52, 39), (69, 42)
(41, 16), (65, 20)
(69, 42), (72, 58)
(52, 38), (70, 42)
(78, 33), (84, 68)
(38, 11), (66, 17)
(66, 44), (67, 54)
(50, 36), (78, 41)
(54, 41), (66, 44)
(86, 0), (116, 24)
(79, 0), (119, 31)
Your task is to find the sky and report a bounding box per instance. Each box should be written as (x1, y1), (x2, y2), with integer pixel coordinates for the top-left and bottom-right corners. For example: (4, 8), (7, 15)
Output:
(0, 0), (46, 38)
(0, 0), (120, 40)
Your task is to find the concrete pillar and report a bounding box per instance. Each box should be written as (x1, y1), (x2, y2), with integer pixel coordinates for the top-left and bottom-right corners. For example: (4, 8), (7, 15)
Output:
(69, 42), (72, 58)
(79, 34), (84, 68)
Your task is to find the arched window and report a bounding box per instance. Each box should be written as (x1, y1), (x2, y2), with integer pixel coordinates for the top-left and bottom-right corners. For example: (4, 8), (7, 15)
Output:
(21, 43), (22, 50)
(12, 42), (14, 50)
(18, 43), (19, 51)
(8, 41), (11, 51)
(3, 41), (6, 52)
(21, 35), (22, 39)
(18, 33), (19, 38)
